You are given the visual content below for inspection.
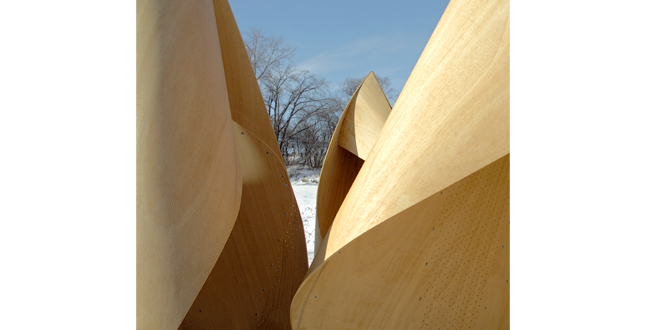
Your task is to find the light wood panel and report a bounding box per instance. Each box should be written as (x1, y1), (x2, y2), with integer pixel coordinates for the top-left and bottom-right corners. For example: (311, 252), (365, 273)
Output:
(174, 0), (308, 327)
(315, 72), (392, 253)
(211, 0), (281, 157)
(179, 122), (308, 330)
(338, 72), (393, 160)
(315, 0), (510, 266)
(314, 81), (363, 253)
(294, 0), (510, 327)
(136, 0), (242, 329)
(292, 155), (509, 329)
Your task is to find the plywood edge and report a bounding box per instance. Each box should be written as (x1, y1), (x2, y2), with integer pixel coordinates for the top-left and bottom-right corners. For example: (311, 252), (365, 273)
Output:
(136, 0), (243, 328)
(212, 0), (282, 157)
(314, 85), (364, 253)
(315, 71), (392, 255)
(338, 72), (392, 160)
(322, 0), (510, 260)
(179, 122), (308, 329)
(292, 154), (510, 329)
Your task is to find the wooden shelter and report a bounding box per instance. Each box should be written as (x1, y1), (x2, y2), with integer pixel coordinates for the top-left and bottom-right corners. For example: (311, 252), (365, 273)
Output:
(291, 0), (510, 328)
(137, 0), (307, 329)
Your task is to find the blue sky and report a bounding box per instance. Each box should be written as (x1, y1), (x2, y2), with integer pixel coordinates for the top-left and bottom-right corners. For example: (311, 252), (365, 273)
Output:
(229, 0), (451, 97)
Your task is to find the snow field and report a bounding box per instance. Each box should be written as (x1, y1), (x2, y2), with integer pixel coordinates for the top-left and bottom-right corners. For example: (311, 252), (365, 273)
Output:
(288, 165), (320, 265)
(291, 183), (317, 265)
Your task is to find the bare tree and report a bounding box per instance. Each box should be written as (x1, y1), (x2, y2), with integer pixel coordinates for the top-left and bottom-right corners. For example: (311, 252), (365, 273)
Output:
(243, 27), (342, 166)
(263, 67), (335, 162)
(338, 74), (398, 106)
(243, 26), (295, 83)
(243, 28), (401, 168)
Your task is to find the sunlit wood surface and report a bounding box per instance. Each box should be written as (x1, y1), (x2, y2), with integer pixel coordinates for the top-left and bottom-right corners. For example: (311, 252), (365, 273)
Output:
(138, 0), (308, 329)
(136, 0), (242, 329)
(338, 72), (393, 160)
(212, 0), (281, 157)
(293, 156), (509, 329)
(179, 123), (307, 329)
(177, 0), (307, 329)
(293, 0), (510, 327)
(315, 72), (391, 252)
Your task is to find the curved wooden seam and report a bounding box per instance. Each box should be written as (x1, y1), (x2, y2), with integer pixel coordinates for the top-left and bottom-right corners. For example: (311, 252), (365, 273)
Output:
(314, 83), (364, 252)
(296, 155), (506, 324)
(321, 0), (509, 261)
(179, 121), (307, 329)
(307, 149), (508, 277)
(338, 72), (393, 159)
(211, 0), (282, 157)
(231, 120), (291, 166)
(292, 154), (509, 329)
(136, 0), (243, 328)
(315, 72), (392, 254)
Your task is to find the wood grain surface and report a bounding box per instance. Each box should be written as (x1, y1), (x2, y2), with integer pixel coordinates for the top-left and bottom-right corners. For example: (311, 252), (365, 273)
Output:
(292, 155), (509, 329)
(136, 0), (242, 329)
(294, 0), (510, 328)
(175, 0), (309, 328)
(314, 0), (509, 267)
(338, 72), (393, 160)
(315, 72), (391, 253)
(138, 0), (308, 329)
(314, 78), (363, 253)
(212, 0), (281, 157)
(179, 123), (308, 330)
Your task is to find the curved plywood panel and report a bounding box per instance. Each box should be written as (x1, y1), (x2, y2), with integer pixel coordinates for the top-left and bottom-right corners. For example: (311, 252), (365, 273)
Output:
(338, 72), (393, 160)
(136, 0), (242, 329)
(179, 123), (308, 329)
(292, 155), (509, 329)
(167, 0), (309, 327)
(317, 0), (510, 265)
(314, 85), (363, 253)
(294, 0), (510, 327)
(315, 73), (391, 253)
(211, 0), (281, 157)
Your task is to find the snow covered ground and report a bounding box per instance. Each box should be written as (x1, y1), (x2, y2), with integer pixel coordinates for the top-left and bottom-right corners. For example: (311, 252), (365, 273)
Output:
(288, 165), (320, 265)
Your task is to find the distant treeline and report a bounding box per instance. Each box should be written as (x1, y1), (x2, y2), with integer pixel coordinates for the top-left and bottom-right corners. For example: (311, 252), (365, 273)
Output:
(243, 27), (397, 168)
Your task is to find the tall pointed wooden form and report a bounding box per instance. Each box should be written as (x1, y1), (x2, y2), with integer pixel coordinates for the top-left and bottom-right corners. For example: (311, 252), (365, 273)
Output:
(291, 0), (510, 328)
(138, 0), (308, 328)
(178, 0), (308, 329)
(315, 72), (392, 252)
(136, 0), (242, 329)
